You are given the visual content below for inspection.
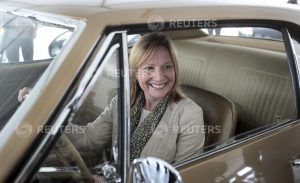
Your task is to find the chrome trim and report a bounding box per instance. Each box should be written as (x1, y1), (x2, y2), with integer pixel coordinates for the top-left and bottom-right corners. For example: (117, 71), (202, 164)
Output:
(175, 119), (299, 168)
(119, 31), (130, 183)
(39, 166), (80, 173)
(292, 159), (300, 167)
(14, 31), (123, 182)
(283, 27), (300, 117)
(129, 157), (183, 183)
(289, 35), (300, 75)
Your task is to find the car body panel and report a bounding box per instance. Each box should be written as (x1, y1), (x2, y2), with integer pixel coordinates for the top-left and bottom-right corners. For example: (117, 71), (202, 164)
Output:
(178, 120), (300, 182)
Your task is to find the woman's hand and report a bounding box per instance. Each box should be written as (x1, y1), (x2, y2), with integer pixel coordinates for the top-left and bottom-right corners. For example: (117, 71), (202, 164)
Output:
(18, 87), (32, 103)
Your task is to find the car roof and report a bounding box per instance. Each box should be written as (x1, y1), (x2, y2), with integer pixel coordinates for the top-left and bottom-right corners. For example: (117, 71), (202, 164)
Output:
(1, 0), (299, 27)
(0, 0), (295, 8)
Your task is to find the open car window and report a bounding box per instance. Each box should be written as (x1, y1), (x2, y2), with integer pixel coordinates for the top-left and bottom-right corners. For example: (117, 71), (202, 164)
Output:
(0, 10), (76, 130)
(0, 12), (73, 62)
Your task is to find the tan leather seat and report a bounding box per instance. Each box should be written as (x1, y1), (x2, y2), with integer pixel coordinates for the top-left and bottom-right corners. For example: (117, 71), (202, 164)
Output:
(175, 40), (295, 133)
(181, 85), (237, 146)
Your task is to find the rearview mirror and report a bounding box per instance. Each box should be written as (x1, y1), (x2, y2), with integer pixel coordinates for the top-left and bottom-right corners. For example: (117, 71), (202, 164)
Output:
(128, 157), (183, 183)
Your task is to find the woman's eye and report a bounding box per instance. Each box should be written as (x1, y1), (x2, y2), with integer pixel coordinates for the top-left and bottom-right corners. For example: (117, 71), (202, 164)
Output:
(143, 67), (154, 72)
(162, 65), (173, 70)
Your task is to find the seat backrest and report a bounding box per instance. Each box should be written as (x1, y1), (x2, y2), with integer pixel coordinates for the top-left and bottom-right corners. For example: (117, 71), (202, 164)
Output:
(180, 85), (237, 146)
(175, 39), (295, 133)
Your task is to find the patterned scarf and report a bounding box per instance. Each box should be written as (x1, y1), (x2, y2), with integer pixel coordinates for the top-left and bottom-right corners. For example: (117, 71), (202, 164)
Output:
(130, 92), (169, 161)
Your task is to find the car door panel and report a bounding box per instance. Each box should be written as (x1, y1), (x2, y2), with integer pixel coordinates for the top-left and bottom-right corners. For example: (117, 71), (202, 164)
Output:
(178, 120), (300, 182)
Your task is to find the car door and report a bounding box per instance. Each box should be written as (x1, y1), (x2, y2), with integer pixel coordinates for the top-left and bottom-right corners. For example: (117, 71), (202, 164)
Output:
(7, 31), (131, 183)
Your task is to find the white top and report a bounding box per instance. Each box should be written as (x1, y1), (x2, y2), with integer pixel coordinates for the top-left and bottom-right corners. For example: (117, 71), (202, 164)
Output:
(139, 108), (150, 124)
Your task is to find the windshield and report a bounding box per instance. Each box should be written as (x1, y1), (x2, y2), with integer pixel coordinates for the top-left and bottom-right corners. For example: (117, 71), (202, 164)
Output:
(0, 10), (77, 130)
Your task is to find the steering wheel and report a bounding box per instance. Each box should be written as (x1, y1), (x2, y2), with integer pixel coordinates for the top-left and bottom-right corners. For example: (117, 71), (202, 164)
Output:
(52, 133), (94, 183)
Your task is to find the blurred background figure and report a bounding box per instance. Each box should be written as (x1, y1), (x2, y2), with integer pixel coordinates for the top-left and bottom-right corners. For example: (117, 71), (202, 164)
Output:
(0, 17), (37, 63)
(287, 0), (298, 4)
(208, 28), (221, 35)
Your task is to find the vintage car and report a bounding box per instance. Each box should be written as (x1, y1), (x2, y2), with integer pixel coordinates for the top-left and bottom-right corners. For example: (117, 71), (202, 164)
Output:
(0, 0), (300, 182)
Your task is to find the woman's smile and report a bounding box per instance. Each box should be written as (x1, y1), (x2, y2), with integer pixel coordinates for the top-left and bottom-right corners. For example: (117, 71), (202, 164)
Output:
(149, 82), (167, 89)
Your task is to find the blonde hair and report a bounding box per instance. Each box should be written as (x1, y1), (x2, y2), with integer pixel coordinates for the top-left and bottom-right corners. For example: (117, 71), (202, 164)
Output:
(129, 33), (182, 105)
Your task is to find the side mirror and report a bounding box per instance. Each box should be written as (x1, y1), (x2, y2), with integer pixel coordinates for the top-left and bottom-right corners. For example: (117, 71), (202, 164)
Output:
(48, 31), (72, 57)
(128, 157), (183, 183)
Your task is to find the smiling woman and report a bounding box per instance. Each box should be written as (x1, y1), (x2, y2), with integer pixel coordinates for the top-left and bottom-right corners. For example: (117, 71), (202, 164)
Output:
(65, 33), (205, 164)
(135, 45), (176, 110)
(131, 33), (178, 110)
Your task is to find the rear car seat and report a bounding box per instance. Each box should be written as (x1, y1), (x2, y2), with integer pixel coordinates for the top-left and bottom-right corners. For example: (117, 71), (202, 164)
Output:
(175, 39), (296, 133)
(181, 85), (237, 146)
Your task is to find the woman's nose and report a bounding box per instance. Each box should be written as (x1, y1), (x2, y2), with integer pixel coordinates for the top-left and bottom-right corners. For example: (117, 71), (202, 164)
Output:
(153, 68), (165, 80)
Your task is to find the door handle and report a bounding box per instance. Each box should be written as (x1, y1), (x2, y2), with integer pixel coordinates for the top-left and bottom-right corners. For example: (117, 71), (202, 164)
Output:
(292, 159), (300, 168)
(291, 159), (300, 183)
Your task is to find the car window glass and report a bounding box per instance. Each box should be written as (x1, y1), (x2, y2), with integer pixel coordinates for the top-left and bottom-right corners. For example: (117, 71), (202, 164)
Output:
(35, 43), (120, 182)
(0, 12), (76, 130)
(0, 13), (73, 62)
(203, 27), (283, 41)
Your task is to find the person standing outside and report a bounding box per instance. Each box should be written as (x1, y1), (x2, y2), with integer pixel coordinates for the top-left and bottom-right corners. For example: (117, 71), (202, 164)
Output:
(1, 16), (37, 62)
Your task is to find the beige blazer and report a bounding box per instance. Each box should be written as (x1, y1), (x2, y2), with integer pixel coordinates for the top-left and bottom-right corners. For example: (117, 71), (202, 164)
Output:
(68, 97), (205, 164)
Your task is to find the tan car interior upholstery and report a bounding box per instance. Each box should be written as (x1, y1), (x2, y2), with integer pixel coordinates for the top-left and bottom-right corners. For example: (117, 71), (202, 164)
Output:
(180, 85), (237, 146)
(175, 39), (296, 133)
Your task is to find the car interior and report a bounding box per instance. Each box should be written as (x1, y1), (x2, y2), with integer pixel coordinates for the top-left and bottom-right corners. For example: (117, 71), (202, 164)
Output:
(72, 27), (296, 147)
(0, 26), (297, 173)
(53, 27), (295, 166)
(172, 28), (295, 135)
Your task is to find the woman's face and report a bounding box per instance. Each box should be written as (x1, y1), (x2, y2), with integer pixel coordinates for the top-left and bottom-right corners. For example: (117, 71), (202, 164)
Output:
(136, 46), (175, 104)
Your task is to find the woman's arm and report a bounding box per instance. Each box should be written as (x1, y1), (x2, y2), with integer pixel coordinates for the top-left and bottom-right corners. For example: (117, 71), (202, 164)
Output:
(66, 97), (117, 152)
